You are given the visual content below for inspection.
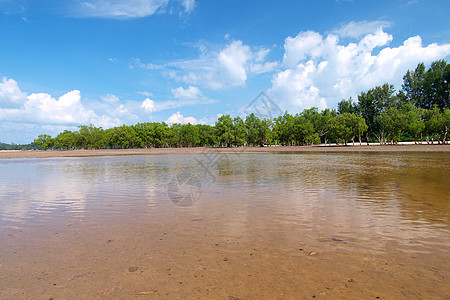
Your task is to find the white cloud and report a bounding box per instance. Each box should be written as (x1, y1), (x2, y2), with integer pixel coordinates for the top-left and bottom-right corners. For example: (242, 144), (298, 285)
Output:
(141, 98), (156, 112)
(334, 20), (391, 38)
(183, 116), (197, 124)
(0, 77), (27, 108)
(140, 40), (277, 90)
(171, 85), (202, 99)
(216, 40), (252, 87)
(136, 91), (154, 97)
(131, 58), (164, 70)
(0, 77), (121, 129)
(269, 27), (450, 113)
(77, 0), (168, 18)
(283, 31), (323, 67)
(180, 0), (195, 13)
(100, 93), (120, 104)
(74, 0), (194, 19)
(140, 86), (217, 112)
(166, 111), (197, 124)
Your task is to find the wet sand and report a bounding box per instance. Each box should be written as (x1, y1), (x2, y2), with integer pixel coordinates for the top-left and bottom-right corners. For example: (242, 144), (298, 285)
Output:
(0, 151), (449, 299)
(2, 209), (448, 299)
(1, 144), (450, 159)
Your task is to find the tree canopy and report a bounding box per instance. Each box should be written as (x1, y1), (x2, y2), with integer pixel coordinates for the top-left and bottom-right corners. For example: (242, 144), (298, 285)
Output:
(30, 59), (449, 149)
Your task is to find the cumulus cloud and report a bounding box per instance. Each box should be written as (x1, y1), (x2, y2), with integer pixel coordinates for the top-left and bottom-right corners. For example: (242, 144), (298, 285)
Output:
(0, 77), (27, 108)
(269, 25), (450, 113)
(166, 111), (197, 124)
(74, 0), (195, 19)
(141, 98), (156, 112)
(137, 40), (277, 90)
(0, 77), (120, 129)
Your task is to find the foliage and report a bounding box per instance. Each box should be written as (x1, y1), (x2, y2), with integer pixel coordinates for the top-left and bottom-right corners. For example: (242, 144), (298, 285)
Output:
(337, 98), (358, 115)
(402, 60), (450, 110)
(358, 83), (397, 140)
(328, 113), (367, 145)
(0, 142), (39, 150)
(30, 59), (449, 148)
(215, 115), (234, 147)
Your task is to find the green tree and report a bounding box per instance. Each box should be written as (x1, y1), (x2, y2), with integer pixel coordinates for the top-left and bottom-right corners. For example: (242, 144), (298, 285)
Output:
(302, 107), (337, 144)
(423, 106), (445, 144)
(321, 108), (337, 144)
(77, 124), (105, 149)
(423, 60), (450, 110)
(55, 130), (77, 150)
(107, 125), (140, 148)
(358, 83), (397, 142)
(328, 113), (366, 145)
(245, 113), (272, 146)
(168, 123), (182, 147)
(402, 60), (450, 110)
(443, 109), (450, 143)
(402, 62), (426, 107)
(404, 104), (425, 144)
(273, 112), (295, 146)
(232, 117), (246, 146)
(196, 124), (216, 146)
(245, 113), (260, 146)
(379, 107), (407, 144)
(292, 114), (317, 145)
(153, 122), (170, 147)
(179, 123), (200, 147)
(215, 115), (234, 147)
(33, 134), (54, 150)
(258, 118), (273, 146)
(354, 114), (368, 145)
(134, 122), (155, 148)
(337, 98), (358, 114)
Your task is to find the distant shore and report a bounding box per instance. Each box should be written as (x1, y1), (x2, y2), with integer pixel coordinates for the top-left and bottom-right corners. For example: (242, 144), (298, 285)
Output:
(1, 143), (449, 159)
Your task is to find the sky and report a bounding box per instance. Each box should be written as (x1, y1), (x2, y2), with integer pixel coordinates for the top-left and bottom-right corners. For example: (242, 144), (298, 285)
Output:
(0, 0), (449, 144)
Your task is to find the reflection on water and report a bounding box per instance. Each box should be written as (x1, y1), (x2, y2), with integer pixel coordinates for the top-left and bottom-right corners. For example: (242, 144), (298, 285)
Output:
(0, 152), (448, 254)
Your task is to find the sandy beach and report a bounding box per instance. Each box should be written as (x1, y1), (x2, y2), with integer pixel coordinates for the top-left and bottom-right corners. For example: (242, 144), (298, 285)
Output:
(1, 144), (449, 159)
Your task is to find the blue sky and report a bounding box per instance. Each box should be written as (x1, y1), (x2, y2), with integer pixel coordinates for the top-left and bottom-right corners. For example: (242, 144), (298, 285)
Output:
(0, 0), (449, 144)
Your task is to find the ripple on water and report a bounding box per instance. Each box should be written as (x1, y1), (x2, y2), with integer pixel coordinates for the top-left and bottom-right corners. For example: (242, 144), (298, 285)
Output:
(0, 152), (448, 254)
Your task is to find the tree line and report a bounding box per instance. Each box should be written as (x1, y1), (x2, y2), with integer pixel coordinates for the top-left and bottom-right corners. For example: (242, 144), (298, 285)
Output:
(0, 142), (38, 150)
(33, 59), (449, 150)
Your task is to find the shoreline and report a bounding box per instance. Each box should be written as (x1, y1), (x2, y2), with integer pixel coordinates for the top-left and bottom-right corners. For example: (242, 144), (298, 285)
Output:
(1, 144), (449, 159)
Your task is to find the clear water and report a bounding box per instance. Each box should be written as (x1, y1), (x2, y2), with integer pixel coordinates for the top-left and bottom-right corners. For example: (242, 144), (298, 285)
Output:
(0, 152), (449, 298)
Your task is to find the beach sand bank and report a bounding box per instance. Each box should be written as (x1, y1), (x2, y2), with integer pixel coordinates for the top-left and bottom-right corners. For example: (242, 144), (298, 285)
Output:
(1, 144), (449, 159)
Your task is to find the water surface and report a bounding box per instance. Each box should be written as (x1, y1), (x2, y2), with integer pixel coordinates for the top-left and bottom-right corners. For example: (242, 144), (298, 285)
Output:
(0, 152), (448, 299)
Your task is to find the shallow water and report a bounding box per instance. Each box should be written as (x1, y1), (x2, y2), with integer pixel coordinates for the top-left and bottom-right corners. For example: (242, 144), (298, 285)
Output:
(0, 152), (449, 299)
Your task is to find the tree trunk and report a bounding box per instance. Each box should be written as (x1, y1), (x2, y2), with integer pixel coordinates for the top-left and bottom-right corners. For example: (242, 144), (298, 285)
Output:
(441, 127), (447, 144)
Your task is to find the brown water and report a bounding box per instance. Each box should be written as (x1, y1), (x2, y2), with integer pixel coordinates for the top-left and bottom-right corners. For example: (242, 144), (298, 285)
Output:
(0, 152), (449, 299)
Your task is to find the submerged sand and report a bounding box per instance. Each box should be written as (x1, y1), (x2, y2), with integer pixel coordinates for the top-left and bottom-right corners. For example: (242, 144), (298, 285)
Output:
(1, 144), (449, 159)
(0, 150), (449, 299)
